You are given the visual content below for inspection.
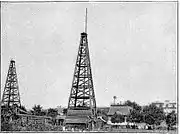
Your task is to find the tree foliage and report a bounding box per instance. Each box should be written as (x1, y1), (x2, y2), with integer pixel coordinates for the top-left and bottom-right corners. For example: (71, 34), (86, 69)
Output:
(127, 109), (143, 123)
(142, 104), (165, 125)
(166, 111), (177, 127)
(124, 100), (141, 111)
(62, 108), (67, 115)
(124, 100), (143, 123)
(31, 105), (46, 116)
(111, 113), (125, 123)
(47, 108), (58, 118)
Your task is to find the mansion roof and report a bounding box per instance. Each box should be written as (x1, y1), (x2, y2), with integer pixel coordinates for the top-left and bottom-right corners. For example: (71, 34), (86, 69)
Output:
(107, 105), (132, 116)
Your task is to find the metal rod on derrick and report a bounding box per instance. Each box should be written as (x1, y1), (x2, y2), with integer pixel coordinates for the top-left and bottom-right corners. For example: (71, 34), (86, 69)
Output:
(85, 8), (87, 33)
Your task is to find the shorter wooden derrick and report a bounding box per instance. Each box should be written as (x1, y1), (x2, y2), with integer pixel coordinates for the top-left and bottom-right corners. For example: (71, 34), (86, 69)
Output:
(2, 60), (21, 108)
(1, 60), (53, 131)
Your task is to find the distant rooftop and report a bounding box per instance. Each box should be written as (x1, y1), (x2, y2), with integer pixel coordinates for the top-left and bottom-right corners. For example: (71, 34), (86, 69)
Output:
(153, 100), (176, 104)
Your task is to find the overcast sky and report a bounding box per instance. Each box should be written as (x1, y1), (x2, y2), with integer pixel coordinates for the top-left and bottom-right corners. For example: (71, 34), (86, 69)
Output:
(1, 2), (177, 109)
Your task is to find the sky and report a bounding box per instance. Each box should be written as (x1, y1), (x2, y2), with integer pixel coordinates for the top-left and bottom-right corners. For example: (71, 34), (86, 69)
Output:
(1, 2), (177, 109)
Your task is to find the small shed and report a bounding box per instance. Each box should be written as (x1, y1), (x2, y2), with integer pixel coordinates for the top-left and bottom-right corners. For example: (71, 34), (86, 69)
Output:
(65, 109), (93, 130)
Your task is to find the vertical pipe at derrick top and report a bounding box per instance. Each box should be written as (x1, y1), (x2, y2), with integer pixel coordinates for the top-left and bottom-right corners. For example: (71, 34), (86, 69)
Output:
(85, 8), (87, 33)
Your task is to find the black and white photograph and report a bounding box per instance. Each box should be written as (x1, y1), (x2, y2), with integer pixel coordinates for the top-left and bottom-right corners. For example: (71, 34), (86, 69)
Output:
(1, 1), (178, 133)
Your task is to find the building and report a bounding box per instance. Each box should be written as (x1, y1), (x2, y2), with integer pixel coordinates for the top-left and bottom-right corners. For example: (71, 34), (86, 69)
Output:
(107, 104), (132, 124)
(65, 109), (93, 130)
(152, 100), (177, 114)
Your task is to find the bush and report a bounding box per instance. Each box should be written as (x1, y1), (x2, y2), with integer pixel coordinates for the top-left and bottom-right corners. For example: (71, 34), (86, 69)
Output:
(1, 122), (13, 131)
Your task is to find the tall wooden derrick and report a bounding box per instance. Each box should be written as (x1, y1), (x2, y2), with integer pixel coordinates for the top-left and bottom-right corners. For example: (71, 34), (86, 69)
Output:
(65, 9), (97, 130)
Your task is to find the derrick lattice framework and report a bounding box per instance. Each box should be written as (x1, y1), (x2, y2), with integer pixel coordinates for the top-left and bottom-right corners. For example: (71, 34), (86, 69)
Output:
(68, 32), (96, 112)
(1, 60), (21, 108)
(65, 9), (96, 130)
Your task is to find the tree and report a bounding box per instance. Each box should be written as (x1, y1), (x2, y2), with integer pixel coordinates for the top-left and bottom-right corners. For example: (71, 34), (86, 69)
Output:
(31, 104), (45, 116)
(47, 108), (58, 118)
(166, 111), (177, 128)
(142, 104), (165, 125)
(124, 100), (141, 111)
(111, 113), (124, 123)
(63, 108), (67, 115)
(46, 108), (58, 125)
(127, 109), (143, 123)
(124, 100), (143, 123)
(1, 105), (21, 131)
